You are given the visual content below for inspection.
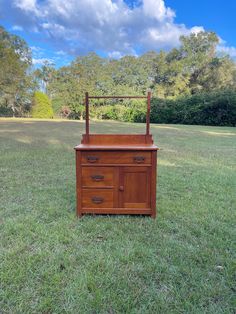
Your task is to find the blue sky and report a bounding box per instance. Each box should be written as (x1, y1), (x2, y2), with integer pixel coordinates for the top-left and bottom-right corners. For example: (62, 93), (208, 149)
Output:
(0, 0), (235, 67)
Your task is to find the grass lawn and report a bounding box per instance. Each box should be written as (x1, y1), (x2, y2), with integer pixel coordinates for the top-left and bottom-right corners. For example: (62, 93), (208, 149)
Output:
(0, 118), (235, 313)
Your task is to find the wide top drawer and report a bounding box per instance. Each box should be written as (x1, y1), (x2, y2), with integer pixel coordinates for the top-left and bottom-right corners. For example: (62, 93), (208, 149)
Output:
(81, 151), (152, 165)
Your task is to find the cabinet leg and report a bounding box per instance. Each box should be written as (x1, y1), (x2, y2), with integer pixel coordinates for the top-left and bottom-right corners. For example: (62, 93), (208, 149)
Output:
(151, 210), (156, 219)
(77, 212), (83, 218)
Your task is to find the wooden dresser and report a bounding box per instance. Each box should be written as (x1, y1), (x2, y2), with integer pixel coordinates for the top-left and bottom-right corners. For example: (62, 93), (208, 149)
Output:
(75, 92), (158, 218)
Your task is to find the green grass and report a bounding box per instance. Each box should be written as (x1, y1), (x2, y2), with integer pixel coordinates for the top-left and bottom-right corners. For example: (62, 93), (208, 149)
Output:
(0, 118), (235, 313)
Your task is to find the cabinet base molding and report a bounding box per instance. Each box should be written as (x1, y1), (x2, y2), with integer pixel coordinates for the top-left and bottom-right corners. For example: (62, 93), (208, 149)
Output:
(79, 208), (153, 215)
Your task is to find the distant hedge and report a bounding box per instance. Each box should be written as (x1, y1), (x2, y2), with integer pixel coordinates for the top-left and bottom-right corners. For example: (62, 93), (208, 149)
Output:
(87, 89), (236, 126)
(31, 91), (53, 119)
(150, 90), (236, 126)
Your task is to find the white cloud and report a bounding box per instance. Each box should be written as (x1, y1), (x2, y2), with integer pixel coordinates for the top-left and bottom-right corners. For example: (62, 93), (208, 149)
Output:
(31, 46), (55, 65)
(30, 45), (46, 59)
(108, 51), (124, 59)
(190, 26), (205, 35)
(11, 24), (23, 31)
(143, 23), (189, 48)
(56, 50), (66, 55)
(1, 0), (218, 56)
(217, 45), (236, 58)
(32, 57), (55, 65)
(30, 46), (72, 67)
(143, 0), (175, 21)
(13, 0), (39, 14)
(30, 46), (43, 52)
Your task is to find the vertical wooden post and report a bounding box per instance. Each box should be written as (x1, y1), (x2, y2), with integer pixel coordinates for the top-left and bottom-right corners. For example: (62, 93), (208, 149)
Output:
(146, 91), (151, 135)
(85, 92), (89, 137)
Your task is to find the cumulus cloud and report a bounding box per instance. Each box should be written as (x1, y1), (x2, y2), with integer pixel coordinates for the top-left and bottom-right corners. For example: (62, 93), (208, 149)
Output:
(32, 57), (55, 65)
(56, 50), (67, 55)
(190, 26), (205, 35)
(2, 0), (206, 56)
(108, 51), (125, 59)
(11, 25), (24, 31)
(14, 0), (36, 11)
(217, 45), (236, 58)
(30, 46), (44, 53)
(143, 0), (175, 20)
(29, 45), (73, 67)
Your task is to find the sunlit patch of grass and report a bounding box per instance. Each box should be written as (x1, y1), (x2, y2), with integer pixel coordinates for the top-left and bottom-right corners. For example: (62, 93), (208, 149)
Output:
(201, 131), (236, 136)
(0, 119), (235, 313)
(158, 160), (177, 167)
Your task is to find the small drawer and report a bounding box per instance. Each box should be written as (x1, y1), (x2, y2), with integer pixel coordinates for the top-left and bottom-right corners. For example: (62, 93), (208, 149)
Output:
(82, 189), (113, 208)
(82, 151), (151, 165)
(82, 167), (114, 187)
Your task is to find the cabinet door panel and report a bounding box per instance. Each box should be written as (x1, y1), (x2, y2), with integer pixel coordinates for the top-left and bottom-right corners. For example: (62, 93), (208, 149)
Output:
(120, 167), (150, 208)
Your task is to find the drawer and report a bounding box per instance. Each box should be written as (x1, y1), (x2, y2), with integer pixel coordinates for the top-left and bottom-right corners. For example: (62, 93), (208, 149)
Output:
(82, 167), (114, 187)
(81, 151), (151, 165)
(82, 189), (113, 208)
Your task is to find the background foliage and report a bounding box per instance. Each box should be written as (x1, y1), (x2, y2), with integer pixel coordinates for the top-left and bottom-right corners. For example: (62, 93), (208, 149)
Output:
(151, 89), (236, 126)
(31, 91), (53, 119)
(0, 26), (34, 117)
(0, 26), (236, 125)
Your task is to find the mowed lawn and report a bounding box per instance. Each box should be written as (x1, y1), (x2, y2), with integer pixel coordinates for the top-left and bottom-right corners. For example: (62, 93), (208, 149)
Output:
(0, 118), (235, 313)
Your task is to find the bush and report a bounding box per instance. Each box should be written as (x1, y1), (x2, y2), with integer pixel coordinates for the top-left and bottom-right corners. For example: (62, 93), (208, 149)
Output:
(0, 105), (13, 117)
(151, 89), (236, 126)
(89, 101), (147, 123)
(31, 91), (53, 119)
(67, 105), (84, 120)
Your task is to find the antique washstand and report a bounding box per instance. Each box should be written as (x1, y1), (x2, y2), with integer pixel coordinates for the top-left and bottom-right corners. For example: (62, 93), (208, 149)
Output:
(75, 92), (158, 217)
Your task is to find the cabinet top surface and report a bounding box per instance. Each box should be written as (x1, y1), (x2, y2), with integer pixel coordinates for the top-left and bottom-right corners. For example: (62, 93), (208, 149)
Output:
(74, 144), (158, 151)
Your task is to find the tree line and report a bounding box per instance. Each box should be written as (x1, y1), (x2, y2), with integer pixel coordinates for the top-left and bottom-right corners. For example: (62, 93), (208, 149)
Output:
(0, 25), (236, 125)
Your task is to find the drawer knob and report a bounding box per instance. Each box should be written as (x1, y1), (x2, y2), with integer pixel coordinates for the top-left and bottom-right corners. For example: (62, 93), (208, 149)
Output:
(87, 156), (99, 163)
(91, 196), (104, 204)
(134, 156), (145, 163)
(91, 174), (104, 182)
(119, 186), (124, 191)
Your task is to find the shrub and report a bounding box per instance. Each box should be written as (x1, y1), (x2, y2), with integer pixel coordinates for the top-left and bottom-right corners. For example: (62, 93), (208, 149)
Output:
(89, 101), (147, 123)
(151, 89), (236, 126)
(90, 104), (128, 121)
(31, 91), (53, 119)
(0, 105), (13, 117)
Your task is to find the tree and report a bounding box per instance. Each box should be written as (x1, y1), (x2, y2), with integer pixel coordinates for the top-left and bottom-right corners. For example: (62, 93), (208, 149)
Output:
(47, 64), (85, 119)
(153, 31), (236, 97)
(31, 91), (53, 118)
(154, 50), (190, 98)
(179, 31), (219, 93)
(0, 26), (33, 116)
(33, 60), (55, 95)
(46, 31), (236, 120)
(194, 56), (236, 92)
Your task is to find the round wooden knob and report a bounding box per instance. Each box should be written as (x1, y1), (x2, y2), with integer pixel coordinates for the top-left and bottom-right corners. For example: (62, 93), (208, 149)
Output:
(119, 186), (124, 191)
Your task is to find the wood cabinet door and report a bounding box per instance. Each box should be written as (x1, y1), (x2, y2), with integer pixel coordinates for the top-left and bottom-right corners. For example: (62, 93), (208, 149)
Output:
(119, 167), (150, 209)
